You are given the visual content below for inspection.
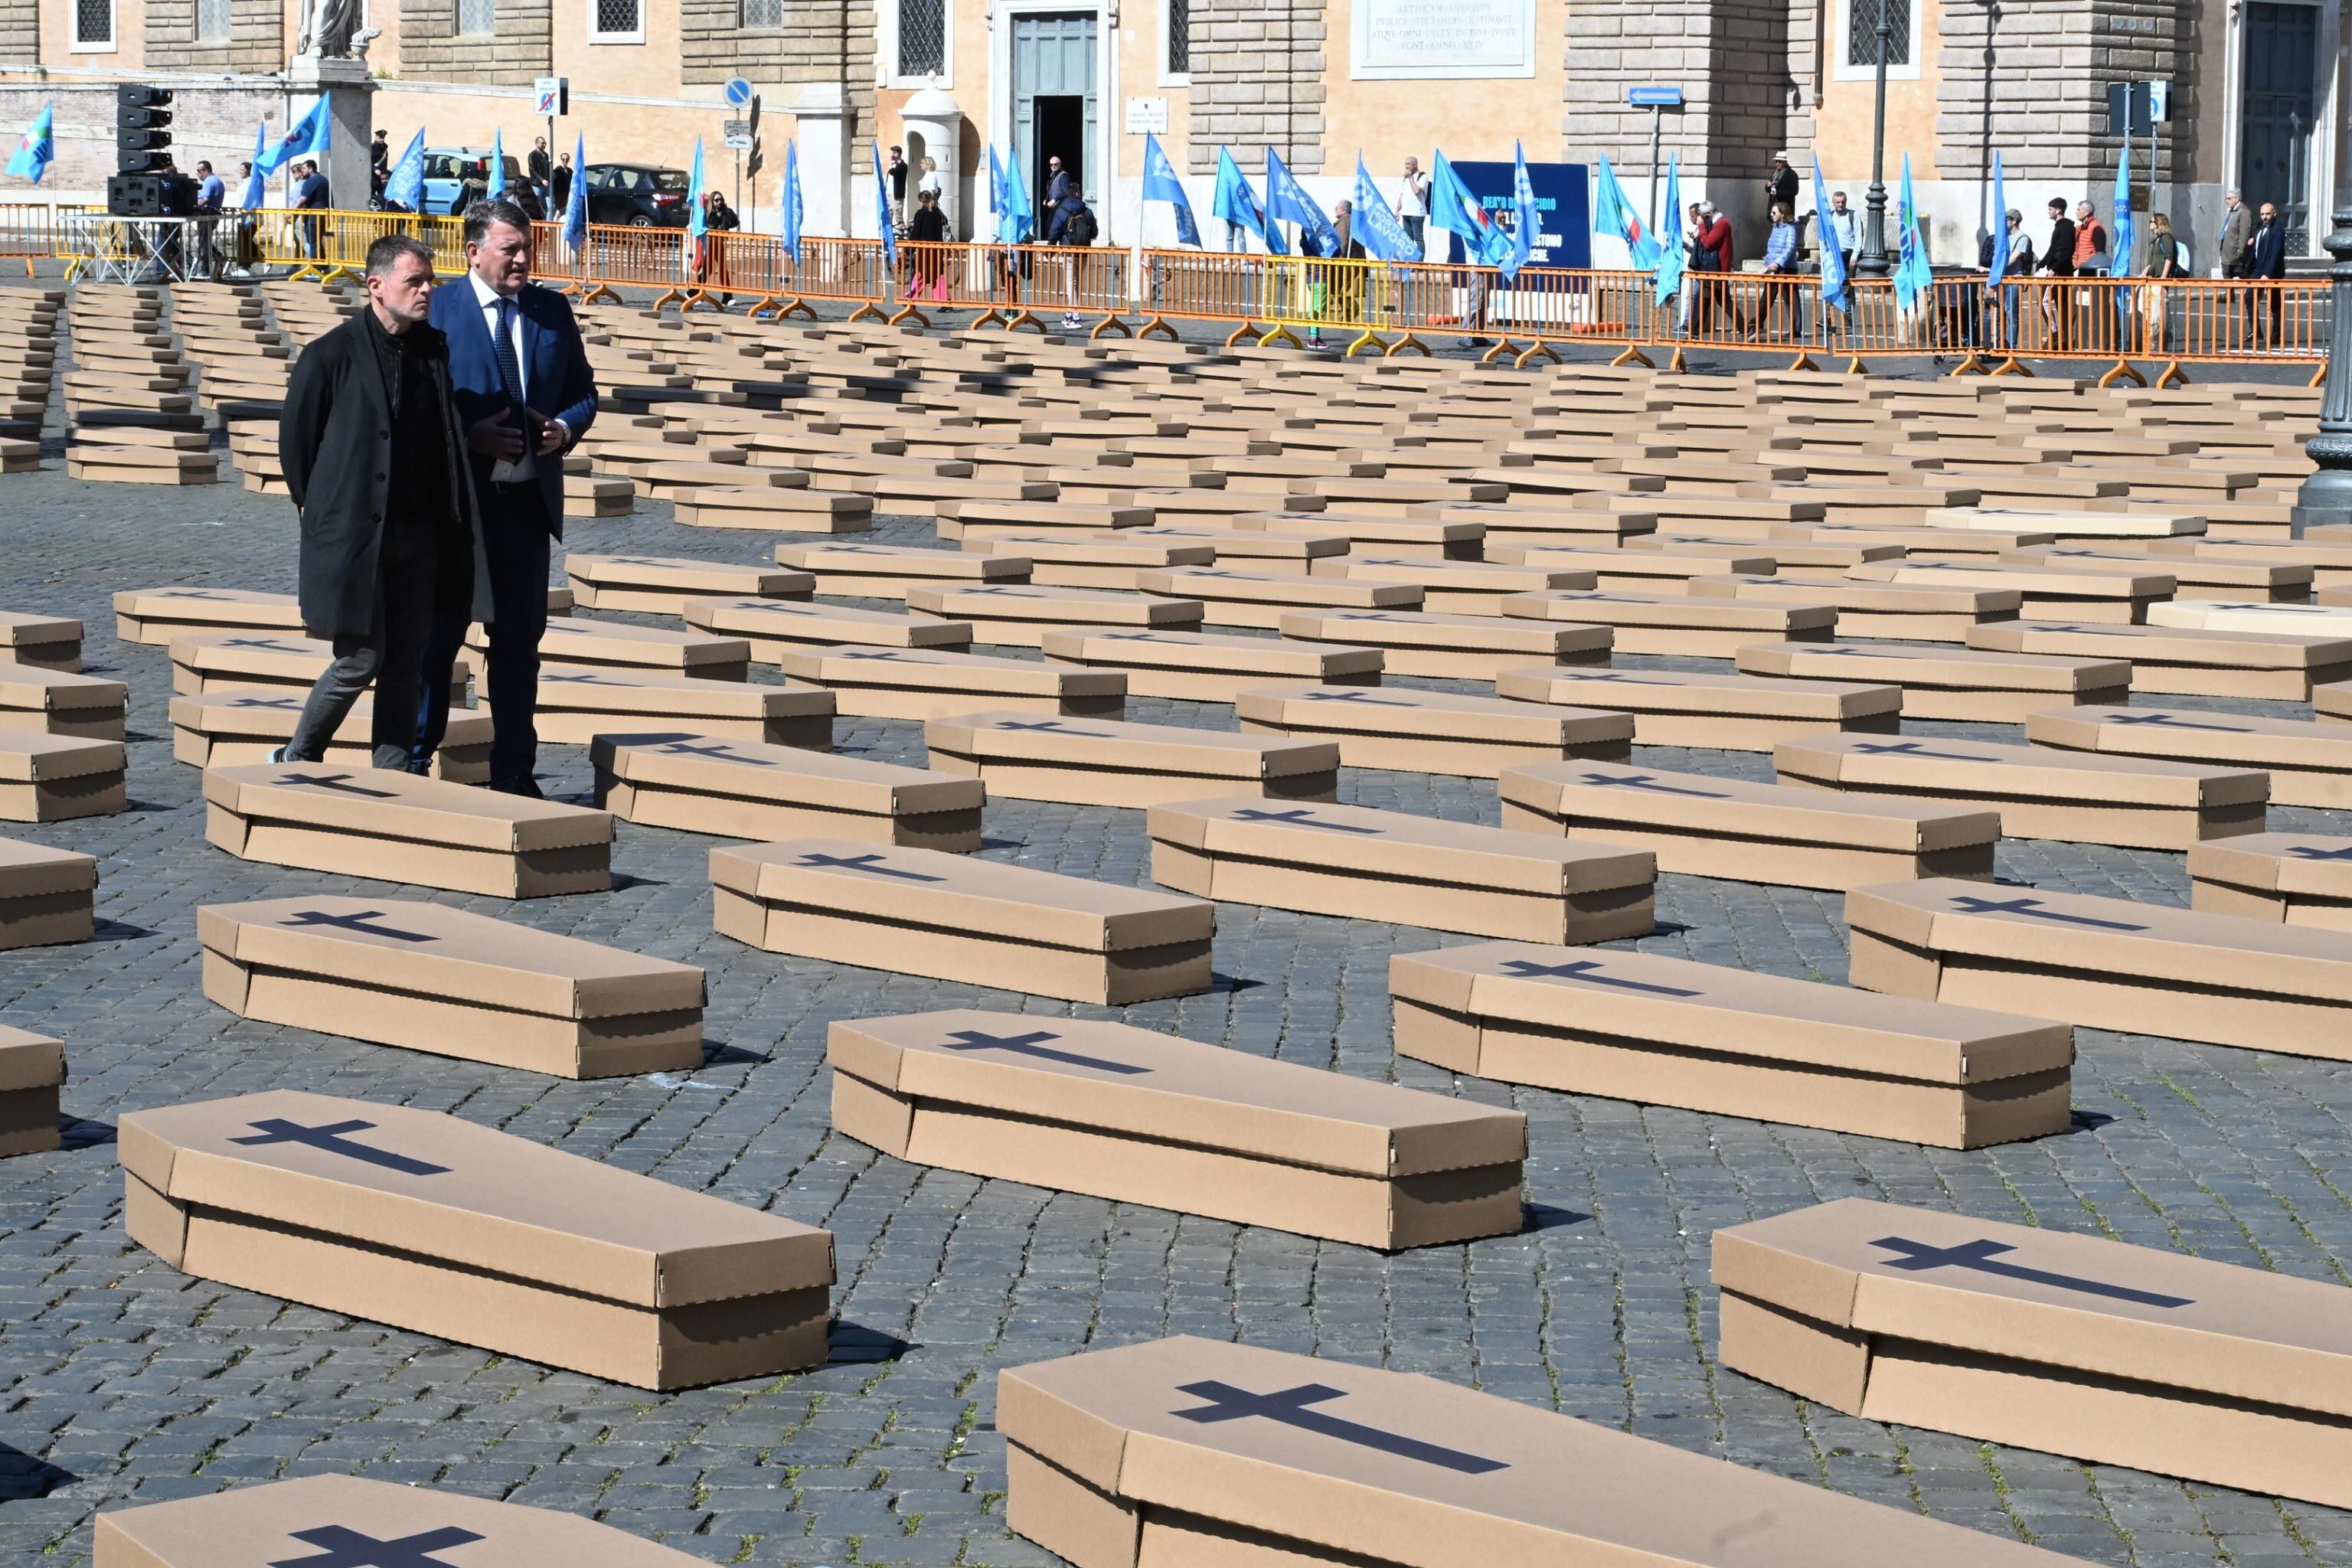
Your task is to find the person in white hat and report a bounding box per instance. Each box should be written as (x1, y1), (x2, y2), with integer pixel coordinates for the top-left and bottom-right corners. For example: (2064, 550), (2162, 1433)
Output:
(1766, 152), (1798, 212)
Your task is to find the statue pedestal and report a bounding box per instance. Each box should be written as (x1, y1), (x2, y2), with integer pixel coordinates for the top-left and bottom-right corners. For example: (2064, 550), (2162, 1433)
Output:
(289, 55), (375, 231)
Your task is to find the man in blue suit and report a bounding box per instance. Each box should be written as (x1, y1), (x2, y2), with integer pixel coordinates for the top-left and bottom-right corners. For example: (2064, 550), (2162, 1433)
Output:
(2248, 201), (2288, 348)
(414, 198), (596, 795)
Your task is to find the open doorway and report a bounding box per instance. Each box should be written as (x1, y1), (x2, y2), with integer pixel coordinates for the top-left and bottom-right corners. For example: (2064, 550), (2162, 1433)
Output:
(1033, 96), (1083, 217)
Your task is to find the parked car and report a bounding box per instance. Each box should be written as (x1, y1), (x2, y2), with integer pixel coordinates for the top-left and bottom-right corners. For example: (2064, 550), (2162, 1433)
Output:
(581, 163), (693, 227)
(418, 149), (545, 220)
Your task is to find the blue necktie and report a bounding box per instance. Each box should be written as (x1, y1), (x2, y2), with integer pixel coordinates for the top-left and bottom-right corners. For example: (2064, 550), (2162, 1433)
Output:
(492, 296), (524, 411)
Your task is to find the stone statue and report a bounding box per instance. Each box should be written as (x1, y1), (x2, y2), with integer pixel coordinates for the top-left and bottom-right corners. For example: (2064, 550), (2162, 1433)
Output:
(296, 0), (365, 57)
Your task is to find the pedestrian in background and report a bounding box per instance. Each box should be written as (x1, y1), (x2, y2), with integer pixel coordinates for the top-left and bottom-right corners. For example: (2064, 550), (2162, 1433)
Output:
(2249, 201), (2288, 347)
(1397, 155), (1429, 255)
(1045, 178), (1096, 332)
(887, 145), (910, 237)
(1824, 190), (1857, 272)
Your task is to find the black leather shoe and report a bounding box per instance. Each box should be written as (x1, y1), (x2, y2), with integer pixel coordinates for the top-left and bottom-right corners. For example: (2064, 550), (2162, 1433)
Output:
(488, 776), (545, 799)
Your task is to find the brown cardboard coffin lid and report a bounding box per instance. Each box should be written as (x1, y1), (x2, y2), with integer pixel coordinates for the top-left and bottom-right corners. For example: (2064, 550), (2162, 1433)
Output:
(1390, 940), (2063, 1083)
(490, 617), (751, 668)
(1920, 505), (2207, 536)
(568, 553), (812, 596)
(534, 666), (835, 718)
(0, 730), (124, 781)
(1846, 877), (2352, 1001)
(925, 710), (1338, 779)
(2027, 705), (2352, 769)
(169, 632), (339, 678)
(113, 587), (305, 625)
(198, 896), (703, 1019)
(1148, 795), (1652, 895)
(1240, 511), (1486, 548)
(0, 610), (80, 648)
(0, 665), (125, 712)
(1965, 620), (2350, 668)
(710, 838), (1212, 951)
(998, 1335), (2075, 1568)
(962, 532), (1215, 567)
(201, 763), (614, 851)
(1713, 1197), (2352, 1421)
(1494, 665), (1901, 719)
(1690, 573), (2025, 615)
(685, 597), (975, 648)
(2187, 833), (2352, 898)
(592, 732), (982, 813)
(116, 1089), (828, 1308)
(2148, 600), (2352, 636)
(779, 644), (1125, 697)
(1137, 567), (1424, 609)
(1775, 733), (2271, 807)
(1736, 641), (2130, 692)
(1499, 760), (2000, 854)
(1500, 590), (1839, 631)
(905, 584), (1201, 626)
(1637, 534), (1908, 569)
(1333, 559), (1591, 594)
(831, 1008), (1523, 1177)
(1040, 628), (1377, 678)
(1847, 560), (2177, 599)
(2005, 544), (2310, 590)
(0, 834), (97, 894)
(1486, 546), (1776, 577)
(1129, 524), (1354, 559)
(1238, 683), (1630, 743)
(171, 688), (495, 746)
(92, 1473), (714, 1567)
(779, 542), (1033, 578)
(1278, 609), (1610, 656)
(0, 1022), (64, 1093)
(1776, 521), (2059, 552)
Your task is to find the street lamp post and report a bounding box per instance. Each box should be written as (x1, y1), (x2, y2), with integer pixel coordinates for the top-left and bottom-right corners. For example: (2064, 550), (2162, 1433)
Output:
(2293, 199), (2352, 536)
(1856, 0), (1893, 275)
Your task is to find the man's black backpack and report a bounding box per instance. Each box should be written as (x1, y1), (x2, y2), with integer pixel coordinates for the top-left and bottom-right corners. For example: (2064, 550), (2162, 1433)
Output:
(1064, 204), (1097, 247)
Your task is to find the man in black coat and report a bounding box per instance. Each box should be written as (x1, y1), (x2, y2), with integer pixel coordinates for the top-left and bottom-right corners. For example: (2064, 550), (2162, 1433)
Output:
(277, 233), (489, 770)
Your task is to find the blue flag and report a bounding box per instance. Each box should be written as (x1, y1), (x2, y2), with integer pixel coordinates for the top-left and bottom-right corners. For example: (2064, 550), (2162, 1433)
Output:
(1501, 139), (1537, 281)
(2111, 123), (2135, 283)
(563, 130), (588, 250)
(1141, 131), (1200, 248)
(872, 140), (897, 268)
(5, 103), (52, 185)
(992, 144), (1035, 244)
(1351, 155), (1416, 264)
(263, 96), (331, 175)
(1893, 153), (1932, 311)
(782, 139), (804, 262)
(1211, 147), (1269, 250)
(1814, 155), (1850, 314)
(384, 127), (426, 212)
(1592, 153), (1658, 270)
(239, 122), (267, 209)
(1430, 149), (1511, 268)
(1985, 148), (2007, 284)
(1653, 154), (1684, 308)
(488, 129), (506, 199)
(1266, 146), (1334, 257)
(686, 136), (707, 239)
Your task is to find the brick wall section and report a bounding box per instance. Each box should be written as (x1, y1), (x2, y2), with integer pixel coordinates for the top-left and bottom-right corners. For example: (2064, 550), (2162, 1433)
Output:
(1935, 0), (2193, 188)
(0, 0), (36, 64)
(679, 0), (876, 166)
(145, 0), (283, 72)
(400, 0), (554, 83)
(1560, 0), (1792, 187)
(1184, 0), (1325, 174)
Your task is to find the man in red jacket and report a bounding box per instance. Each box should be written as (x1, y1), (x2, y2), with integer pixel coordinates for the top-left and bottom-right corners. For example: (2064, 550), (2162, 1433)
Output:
(1692, 202), (1735, 334)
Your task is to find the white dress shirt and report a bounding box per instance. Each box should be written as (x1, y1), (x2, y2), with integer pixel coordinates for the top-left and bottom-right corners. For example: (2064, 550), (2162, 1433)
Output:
(469, 271), (537, 483)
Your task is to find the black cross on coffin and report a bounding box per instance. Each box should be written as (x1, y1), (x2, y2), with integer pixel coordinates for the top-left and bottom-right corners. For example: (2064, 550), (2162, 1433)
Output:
(2104, 712), (2252, 733)
(1230, 808), (1380, 834)
(542, 673), (619, 684)
(937, 1028), (1150, 1075)
(1847, 741), (1998, 763)
(1945, 895), (2149, 932)
(655, 740), (773, 765)
(836, 651), (907, 662)
(1498, 958), (1702, 997)
(1870, 1236), (2194, 1309)
(270, 1524), (485, 1568)
(2287, 844), (2352, 861)
(1297, 689), (1410, 706)
(229, 1118), (451, 1178)
(791, 851), (945, 882)
(276, 773), (400, 799)
(220, 637), (304, 651)
(227, 695), (302, 710)
(154, 590), (235, 600)
(277, 908), (438, 942)
(992, 720), (1112, 736)
(1100, 632), (1189, 642)
(1171, 1381), (1508, 1475)
(1572, 772), (1730, 799)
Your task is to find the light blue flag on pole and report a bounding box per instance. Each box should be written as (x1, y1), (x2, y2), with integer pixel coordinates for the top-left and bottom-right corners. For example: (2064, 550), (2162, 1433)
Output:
(986, 145), (1008, 237)
(1653, 153), (1684, 309)
(1501, 139), (1536, 281)
(239, 122), (267, 208)
(5, 104), (53, 185)
(1211, 147), (1268, 250)
(687, 136), (707, 240)
(1351, 155), (1416, 264)
(1985, 148), (2007, 284)
(1430, 149), (1511, 269)
(782, 139), (804, 263)
(262, 96), (331, 175)
(1141, 132), (1200, 249)
(2111, 121), (2135, 290)
(1815, 155), (1850, 314)
(994, 144), (1036, 244)
(563, 130), (588, 250)
(1266, 146), (1334, 257)
(872, 140), (897, 268)
(1893, 153), (1932, 311)
(488, 129), (506, 199)
(1592, 154), (1658, 270)
(384, 128), (426, 212)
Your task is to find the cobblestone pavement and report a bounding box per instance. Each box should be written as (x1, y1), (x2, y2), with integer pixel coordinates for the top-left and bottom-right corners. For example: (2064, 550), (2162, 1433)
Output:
(2, 452), (2350, 1568)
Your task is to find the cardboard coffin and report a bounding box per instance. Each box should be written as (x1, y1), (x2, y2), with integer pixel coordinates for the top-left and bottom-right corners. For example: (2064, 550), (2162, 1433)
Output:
(1391, 942), (2068, 1147)
(1129, 524), (1352, 566)
(520, 665), (835, 746)
(956, 531), (1215, 590)
(2148, 599), (2352, 638)
(0, 835), (96, 951)
(2027, 704), (2352, 809)
(1921, 505), (2206, 538)
(1714, 1196), (2352, 1508)
(119, 1089), (831, 1388)
(168, 687), (493, 782)
(169, 630), (477, 697)
(777, 644), (1125, 720)
(684, 596), (975, 662)
(1735, 641), (2131, 723)
(0, 609), (83, 671)
(926, 710), (1338, 807)
(592, 730), (983, 848)
(1776, 733), (2266, 850)
(90, 1474), (715, 1568)
(1687, 573), (2021, 642)
(1134, 567), (1424, 629)
(776, 542), (1033, 599)
(203, 763), (614, 897)
(998, 1334), (2081, 1568)
(1966, 619), (2352, 701)
(1034, 627), (1379, 704)
(1236, 683), (1632, 778)
(1845, 877), (2352, 1057)
(2190, 833), (2352, 931)
(1277, 608), (1611, 681)
(829, 1008), (1525, 1249)
(1321, 557), (1598, 615)
(1847, 560), (2174, 623)
(711, 838), (1214, 1004)
(201, 896), (704, 1078)
(479, 616), (752, 681)
(0, 1022), (64, 1157)
(1148, 795), (1654, 942)
(115, 586), (306, 645)
(906, 584), (1206, 646)
(1494, 665), (1899, 752)
(1498, 760), (1999, 891)
(0, 664), (126, 740)
(0, 731), (127, 821)
(1480, 544), (1772, 593)
(2005, 543), (2310, 603)
(565, 553), (815, 615)
(1500, 590), (1838, 657)
(671, 485), (876, 532)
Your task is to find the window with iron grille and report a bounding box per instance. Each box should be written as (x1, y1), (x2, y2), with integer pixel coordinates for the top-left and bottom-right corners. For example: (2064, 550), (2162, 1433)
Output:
(455, 0), (494, 35)
(593, 0), (641, 35)
(1847, 0), (1910, 67)
(742, 0), (782, 25)
(897, 0), (945, 76)
(196, 0), (230, 39)
(72, 0), (112, 45)
(1166, 0), (1190, 74)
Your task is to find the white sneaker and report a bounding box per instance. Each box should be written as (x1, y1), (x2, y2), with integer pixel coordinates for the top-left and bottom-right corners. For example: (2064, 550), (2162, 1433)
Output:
(266, 746), (286, 764)
(1060, 315), (1082, 332)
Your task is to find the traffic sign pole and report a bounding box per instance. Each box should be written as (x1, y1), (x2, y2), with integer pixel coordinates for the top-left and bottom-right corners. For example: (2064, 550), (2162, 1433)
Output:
(1625, 87), (1684, 233)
